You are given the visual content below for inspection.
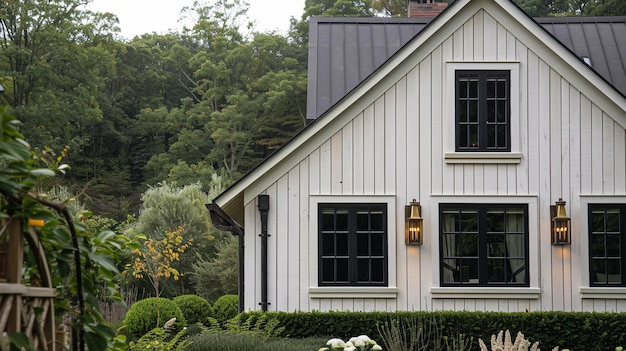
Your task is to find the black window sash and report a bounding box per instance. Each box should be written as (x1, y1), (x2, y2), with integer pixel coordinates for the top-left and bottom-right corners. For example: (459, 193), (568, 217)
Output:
(439, 204), (529, 287)
(588, 205), (625, 286)
(455, 70), (511, 152)
(318, 204), (388, 286)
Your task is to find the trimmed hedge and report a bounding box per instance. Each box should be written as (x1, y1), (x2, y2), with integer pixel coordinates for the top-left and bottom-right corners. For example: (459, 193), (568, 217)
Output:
(123, 297), (186, 340)
(173, 294), (213, 324)
(236, 310), (626, 351)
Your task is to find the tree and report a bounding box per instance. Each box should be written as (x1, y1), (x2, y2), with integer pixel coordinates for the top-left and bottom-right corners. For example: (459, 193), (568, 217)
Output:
(371, 0), (408, 16)
(129, 226), (192, 298)
(191, 235), (238, 303)
(584, 0), (626, 15)
(127, 183), (226, 296)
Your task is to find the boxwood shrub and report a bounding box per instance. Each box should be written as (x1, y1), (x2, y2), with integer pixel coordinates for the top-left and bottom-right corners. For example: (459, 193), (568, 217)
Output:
(173, 294), (213, 324)
(123, 297), (186, 340)
(213, 294), (238, 324)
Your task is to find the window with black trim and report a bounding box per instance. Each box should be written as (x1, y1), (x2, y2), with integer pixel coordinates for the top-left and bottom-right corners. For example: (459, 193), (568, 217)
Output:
(456, 70), (510, 152)
(589, 205), (626, 286)
(319, 203), (387, 286)
(440, 204), (528, 286)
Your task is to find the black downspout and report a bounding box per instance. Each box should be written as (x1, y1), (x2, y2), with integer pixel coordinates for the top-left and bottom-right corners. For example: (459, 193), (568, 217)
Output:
(257, 195), (270, 312)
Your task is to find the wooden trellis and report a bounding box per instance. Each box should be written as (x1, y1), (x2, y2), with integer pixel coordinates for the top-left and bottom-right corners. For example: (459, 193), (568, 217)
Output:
(0, 217), (59, 351)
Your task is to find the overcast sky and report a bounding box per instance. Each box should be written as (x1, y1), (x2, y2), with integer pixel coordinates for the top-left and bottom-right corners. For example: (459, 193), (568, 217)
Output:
(87, 0), (305, 40)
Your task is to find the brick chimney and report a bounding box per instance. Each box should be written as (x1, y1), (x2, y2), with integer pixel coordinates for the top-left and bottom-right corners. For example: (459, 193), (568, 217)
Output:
(409, 0), (450, 17)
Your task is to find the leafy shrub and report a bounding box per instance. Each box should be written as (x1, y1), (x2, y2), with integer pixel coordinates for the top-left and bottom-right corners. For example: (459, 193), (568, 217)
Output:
(123, 297), (186, 340)
(173, 294), (213, 324)
(213, 294), (238, 323)
(128, 327), (191, 351)
(235, 311), (626, 351)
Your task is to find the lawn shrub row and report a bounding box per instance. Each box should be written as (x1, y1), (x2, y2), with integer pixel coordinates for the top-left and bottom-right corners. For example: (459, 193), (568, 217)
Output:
(237, 310), (626, 351)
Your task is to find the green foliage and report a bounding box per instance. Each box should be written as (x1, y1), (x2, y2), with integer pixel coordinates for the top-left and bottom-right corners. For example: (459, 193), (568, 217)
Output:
(128, 327), (192, 351)
(185, 332), (327, 351)
(235, 313), (287, 339)
(191, 235), (238, 303)
(173, 294), (213, 324)
(236, 310), (626, 351)
(126, 182), (226, 297)
(123, 297), (186, 340)
(0, 108), (131, 351)
(212, 294), (239, 323)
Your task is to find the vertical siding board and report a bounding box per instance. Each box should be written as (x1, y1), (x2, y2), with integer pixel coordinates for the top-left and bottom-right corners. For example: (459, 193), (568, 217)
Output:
(473, 11), (484, 60)
(496, 23), (507, 61)
(497, 164), (508, 194)
(569, 86), (583, 311)
(353, 113), (365, 194)
(421, 56), (433, 194)
(342, 122), (354, 194)
(561, 78), (573, 311)
(550, 68), (565, 311)
(374, 96), (386, 194)
(244, 201), (258, 310)
(603, 114), (615, 194)
(591, 104), (603, 194)
(453, 27), (464, 61)
(364, 105), (376, 193)
(406, 66), (422, 310)
(343, 299), (354, 312)
(615, 128), (626, 193)
(517, 39), (529, 194)
(266, 185), (279, 311)
(580, 97), (593, 194)
(539, 59), (553, 310)
(276, 177), (289, 311)
(288, 167), (301, 312)
(483, 11), (497, 60)
(396, 76), (409, 311)
(385, 86), (397, 196)
(463, 17), (474, 61)
(299, 159), (310, 312)
(331, 132), (343, 194)
(527, 52), (540, 196)
(483, 165), (498, 194)
(464, 165), (475, 195)
(320, 140), (332, 194)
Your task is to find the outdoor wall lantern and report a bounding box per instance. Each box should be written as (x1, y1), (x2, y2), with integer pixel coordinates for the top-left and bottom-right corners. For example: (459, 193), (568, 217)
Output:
(551, 198), (571, 245)
(405, 199), (423, 245)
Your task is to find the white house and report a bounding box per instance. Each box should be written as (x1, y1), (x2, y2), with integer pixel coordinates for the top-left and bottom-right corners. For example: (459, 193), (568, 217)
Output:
(208, 0), (626, 313)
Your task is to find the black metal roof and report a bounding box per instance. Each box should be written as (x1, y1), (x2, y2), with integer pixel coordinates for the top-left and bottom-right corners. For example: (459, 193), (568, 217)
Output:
(307, 15), (626, 120)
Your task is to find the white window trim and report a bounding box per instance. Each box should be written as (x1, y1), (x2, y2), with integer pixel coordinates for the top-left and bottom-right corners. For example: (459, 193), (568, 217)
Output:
(579, 195), (626, 293)
(429, 195), (540, 299)
(444, 62), (521, 164)
(308, 195), (397, 297)
(309, 287), (399, 299)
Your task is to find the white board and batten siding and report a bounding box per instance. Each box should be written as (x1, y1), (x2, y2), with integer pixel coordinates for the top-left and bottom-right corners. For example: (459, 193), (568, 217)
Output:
(242, 6), (626, 313)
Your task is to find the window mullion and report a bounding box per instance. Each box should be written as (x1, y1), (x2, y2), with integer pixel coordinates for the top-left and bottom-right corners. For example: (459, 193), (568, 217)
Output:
(478, 207), (488, 285)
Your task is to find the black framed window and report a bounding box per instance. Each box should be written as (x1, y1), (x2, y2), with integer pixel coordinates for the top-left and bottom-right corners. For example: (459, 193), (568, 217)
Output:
(589, 205), (626, 286)
(456, 70), (510, 152)
(440, 204), (528, 286)
(319, 203), (387, 286)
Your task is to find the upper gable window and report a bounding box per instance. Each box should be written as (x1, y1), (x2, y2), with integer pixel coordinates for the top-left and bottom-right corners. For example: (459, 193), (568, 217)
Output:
(455, 70), (510, 152)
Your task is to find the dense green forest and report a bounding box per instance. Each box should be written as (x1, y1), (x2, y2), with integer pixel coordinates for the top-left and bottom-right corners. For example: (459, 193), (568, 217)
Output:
(1, 0), (623, 300)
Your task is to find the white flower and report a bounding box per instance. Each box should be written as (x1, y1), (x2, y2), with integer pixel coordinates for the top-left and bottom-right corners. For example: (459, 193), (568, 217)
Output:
(345, 341), (354, 347)
(327, 338), (346, 349)
(344, 346), (357, 351)
(319, 348), (330, 351)
(372, 345), (383, 350)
